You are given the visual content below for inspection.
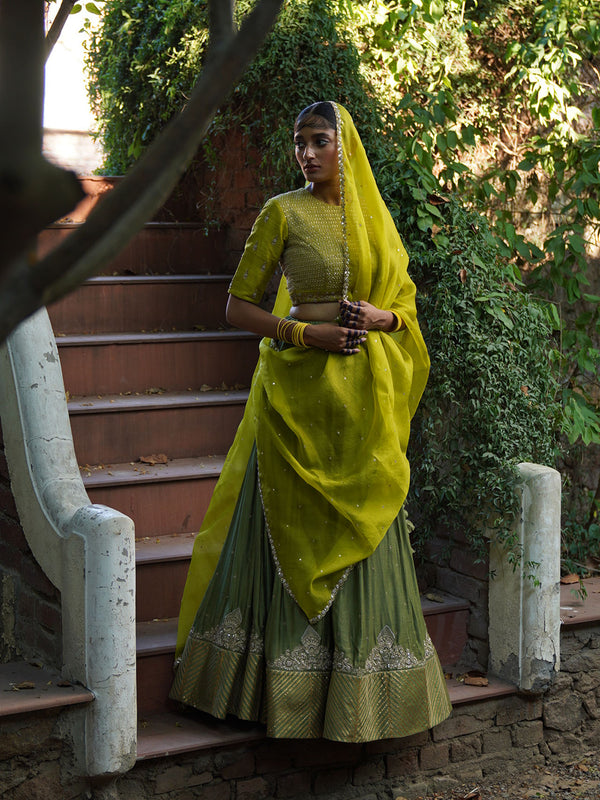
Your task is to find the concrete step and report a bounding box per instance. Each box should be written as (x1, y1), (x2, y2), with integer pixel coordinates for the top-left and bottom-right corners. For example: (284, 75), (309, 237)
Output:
(81, 455), (225, 537)
(0, 661), (93, 718)
(68, 389), (247, 465)
(560, 575), (600, 626)
(135, 589), (471, 716)
(48, 275), (232, 334)
(57, 330), (259, 395)
(39, 222), (227, 275)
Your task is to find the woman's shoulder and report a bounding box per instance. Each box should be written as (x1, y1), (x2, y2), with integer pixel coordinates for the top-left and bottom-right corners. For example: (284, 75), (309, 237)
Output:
(265, 187), (309, 211)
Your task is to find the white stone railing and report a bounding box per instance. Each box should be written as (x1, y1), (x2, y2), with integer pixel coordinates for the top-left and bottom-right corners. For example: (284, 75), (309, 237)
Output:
(0, 308), (136, 777)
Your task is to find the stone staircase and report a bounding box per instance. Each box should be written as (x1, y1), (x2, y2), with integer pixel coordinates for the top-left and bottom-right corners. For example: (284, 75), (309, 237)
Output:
(39, 204), (511, 763)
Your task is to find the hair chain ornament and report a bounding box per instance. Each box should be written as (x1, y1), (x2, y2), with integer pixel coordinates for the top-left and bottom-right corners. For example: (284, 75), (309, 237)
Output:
(330, 101), (350, 301)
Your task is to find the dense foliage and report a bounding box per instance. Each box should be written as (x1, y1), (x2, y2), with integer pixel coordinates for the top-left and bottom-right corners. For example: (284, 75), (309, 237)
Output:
(89, 0), (598, 566)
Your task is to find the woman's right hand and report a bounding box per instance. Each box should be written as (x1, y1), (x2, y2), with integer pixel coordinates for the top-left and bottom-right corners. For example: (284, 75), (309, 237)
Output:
(303, 323), (367, 355)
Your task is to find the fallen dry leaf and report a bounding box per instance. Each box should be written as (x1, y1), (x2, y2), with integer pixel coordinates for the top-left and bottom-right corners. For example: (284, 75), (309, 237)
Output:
(139, 454), (168, 466)
(11, 681), (36, 690)
(462, 671), (489, 687)
(459, 268), (468, 284)
(561, 573), (580, 584)
(424, 591), (445, 603)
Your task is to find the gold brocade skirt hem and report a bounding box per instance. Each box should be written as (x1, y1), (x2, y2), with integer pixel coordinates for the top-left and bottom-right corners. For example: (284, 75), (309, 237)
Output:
(170, 640), (451, 742)
(170, 447), (452, 741)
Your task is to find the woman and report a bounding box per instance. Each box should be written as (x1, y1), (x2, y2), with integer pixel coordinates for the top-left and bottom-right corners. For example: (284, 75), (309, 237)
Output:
(170, 102), (452, 741)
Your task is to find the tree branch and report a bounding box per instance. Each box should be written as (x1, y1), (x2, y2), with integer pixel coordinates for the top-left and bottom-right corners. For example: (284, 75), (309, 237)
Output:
(45, 0), (77, 60)
(208, 0), (235, 51)
(0, 0), (283, 343)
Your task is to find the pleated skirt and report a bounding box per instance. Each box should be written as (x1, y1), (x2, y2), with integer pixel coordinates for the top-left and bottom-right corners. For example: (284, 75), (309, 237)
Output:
(170, 448), (452, 741)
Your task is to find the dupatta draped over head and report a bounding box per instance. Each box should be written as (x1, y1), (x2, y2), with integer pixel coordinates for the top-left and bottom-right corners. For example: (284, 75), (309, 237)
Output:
(175, 103), (430, 657)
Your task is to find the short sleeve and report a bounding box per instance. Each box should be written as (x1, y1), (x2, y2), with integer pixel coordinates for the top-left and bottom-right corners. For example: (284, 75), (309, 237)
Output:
(228, 198), (288, 304)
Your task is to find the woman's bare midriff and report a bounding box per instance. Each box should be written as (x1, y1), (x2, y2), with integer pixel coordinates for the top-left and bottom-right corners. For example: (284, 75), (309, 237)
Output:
(290, 302), (339, 322)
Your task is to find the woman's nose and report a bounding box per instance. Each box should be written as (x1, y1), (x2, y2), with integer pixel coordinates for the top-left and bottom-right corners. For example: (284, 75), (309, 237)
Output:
(303, 144), (315, 161)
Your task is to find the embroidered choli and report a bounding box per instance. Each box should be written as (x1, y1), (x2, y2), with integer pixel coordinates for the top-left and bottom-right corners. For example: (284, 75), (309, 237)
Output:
(228, 188), (345, 305)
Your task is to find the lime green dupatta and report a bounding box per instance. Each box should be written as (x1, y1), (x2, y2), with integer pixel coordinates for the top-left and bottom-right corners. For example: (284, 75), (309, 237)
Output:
(175, 103), (429, 657)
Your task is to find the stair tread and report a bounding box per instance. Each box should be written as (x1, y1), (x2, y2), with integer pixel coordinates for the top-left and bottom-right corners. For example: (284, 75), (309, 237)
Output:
(57, 329), (257, 346)
(81, 274), (232, 285)
(137, 619), (177, 656)
(560, 575), (600, 626)
(48, 221), (212, 230)
(136, 675), (517, 760)
(0, 661), (94, 718)
(136, 533), (197, 565)
(68, 388), (249, 415)
(81, 455), (226, 487)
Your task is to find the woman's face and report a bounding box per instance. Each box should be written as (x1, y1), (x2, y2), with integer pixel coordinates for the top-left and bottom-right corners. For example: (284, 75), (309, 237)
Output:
(294, 120), (338, 185)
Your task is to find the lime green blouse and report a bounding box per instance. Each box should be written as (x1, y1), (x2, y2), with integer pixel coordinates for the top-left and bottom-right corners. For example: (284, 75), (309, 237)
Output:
(229, 188), (346, 305)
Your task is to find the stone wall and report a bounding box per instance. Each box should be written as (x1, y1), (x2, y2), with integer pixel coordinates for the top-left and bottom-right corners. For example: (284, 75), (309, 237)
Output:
(418, 526), (490, 673)
(543, 622), (600, 760)
(0, 424), (62, 668)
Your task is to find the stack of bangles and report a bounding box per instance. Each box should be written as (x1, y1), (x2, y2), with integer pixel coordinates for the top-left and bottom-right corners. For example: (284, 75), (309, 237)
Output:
(275, 317), (310, 348)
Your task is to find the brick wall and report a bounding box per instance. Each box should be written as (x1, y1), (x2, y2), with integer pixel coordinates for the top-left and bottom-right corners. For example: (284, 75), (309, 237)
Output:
(0, 424), (62, 668)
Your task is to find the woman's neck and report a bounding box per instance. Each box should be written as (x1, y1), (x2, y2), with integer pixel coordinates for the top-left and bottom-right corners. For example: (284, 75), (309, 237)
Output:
(309, 180), (340, 206)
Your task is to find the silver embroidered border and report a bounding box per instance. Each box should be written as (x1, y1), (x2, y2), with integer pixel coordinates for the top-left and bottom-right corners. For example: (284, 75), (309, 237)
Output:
(269, 626), (332, 672)
(189, 607), (264, 656)
(333, 631), (436, 677)
(329, 101), (349, 301)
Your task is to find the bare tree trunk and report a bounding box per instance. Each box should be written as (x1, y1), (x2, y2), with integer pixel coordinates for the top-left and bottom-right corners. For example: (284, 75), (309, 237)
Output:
(0, 0), (84, 271)
(0, 0), (283, 343)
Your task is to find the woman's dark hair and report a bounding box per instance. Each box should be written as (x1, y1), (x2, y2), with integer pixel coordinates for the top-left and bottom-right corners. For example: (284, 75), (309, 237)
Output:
(295, 101), (336, 132)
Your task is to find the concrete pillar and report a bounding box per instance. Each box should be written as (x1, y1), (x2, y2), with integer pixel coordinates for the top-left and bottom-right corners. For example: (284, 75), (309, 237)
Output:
(488, 462), (561, 692)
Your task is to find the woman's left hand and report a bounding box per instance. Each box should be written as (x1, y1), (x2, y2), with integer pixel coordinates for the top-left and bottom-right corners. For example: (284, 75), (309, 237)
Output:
(339, 299), (397, 332)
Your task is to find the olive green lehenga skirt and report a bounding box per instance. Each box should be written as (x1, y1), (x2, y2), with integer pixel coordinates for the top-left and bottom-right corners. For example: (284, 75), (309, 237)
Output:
(170, 448), (452, 742)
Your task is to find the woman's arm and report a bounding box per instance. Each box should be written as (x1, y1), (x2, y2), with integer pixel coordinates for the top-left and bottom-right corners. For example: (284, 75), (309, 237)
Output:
(226, 295), (366, 354)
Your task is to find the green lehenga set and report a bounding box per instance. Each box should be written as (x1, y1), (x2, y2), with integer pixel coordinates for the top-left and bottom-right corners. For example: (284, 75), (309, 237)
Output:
(170, 103), (452, 741)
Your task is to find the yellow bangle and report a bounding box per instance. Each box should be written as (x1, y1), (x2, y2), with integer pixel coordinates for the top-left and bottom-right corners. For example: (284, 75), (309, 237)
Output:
(388, 311), (404, 332)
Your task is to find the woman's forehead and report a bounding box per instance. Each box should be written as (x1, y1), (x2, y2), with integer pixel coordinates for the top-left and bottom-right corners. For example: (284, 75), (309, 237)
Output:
(294, 124), (335, 139)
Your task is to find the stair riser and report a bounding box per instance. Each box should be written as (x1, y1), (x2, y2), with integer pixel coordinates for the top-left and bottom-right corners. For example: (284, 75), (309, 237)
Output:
(49, 280), (230, 334)
(39, 226), (227, 274)
(134, 608), (470, 715)
(425, 609), (469, 666)
(137, 561), (189, 622)
(137, 652), (179, 716)
(85, 476), (217, 536)
(70, 403), (245, 464)
(59, 338), (259, 395)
